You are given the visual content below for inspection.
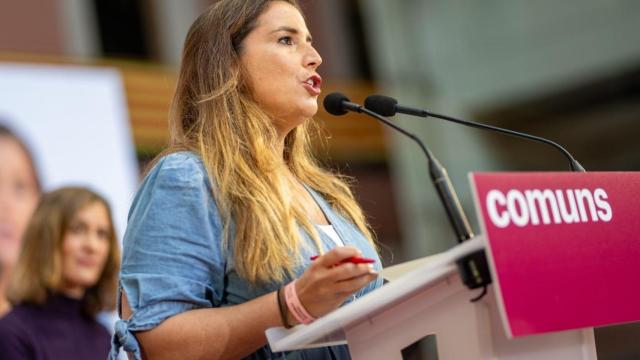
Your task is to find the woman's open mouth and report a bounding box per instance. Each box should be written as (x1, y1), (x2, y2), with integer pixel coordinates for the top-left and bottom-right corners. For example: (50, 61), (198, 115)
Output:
(302, 75), (322, 96)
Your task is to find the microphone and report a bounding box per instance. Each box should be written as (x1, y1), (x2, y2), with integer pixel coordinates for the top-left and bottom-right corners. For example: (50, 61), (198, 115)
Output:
(324, 92), (474, 243)
(324, 92), (491, 291)
(364, 94), (586, 172)
(323, 92), (362, 115)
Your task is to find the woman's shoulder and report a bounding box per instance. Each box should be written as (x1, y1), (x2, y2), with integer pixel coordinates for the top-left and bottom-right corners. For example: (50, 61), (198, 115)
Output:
(155, 150), (203, 167)
(0, 304), (110, 358)
(127, 151), (216, 221)
(0, 303), (40, 323)
(139, 151), (213, 192)
(0, 305), (36, 346)
(148, 151), (207, 180)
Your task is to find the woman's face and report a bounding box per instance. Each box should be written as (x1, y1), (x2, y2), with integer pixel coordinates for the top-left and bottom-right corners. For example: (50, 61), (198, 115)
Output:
(0, 137), (39, 269)
(240, 1), (322, 135)
(60, 201), (111, 298)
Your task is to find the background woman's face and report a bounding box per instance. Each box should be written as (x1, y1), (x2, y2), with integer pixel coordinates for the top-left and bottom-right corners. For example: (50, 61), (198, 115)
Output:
(0, 137), (39, 269)
(60, 201), (111, 298)
(240, 1), (322, 135)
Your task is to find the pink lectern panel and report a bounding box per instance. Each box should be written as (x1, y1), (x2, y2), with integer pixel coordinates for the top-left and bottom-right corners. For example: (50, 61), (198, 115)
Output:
(470, 172), (640, 337)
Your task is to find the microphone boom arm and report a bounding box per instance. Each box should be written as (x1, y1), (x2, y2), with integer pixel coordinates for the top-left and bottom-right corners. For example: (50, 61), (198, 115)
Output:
(359, 107), (474, 243)
(397, 105), (586, 172)
(326, 93), (491, 290)
(360, 107), (489, 290)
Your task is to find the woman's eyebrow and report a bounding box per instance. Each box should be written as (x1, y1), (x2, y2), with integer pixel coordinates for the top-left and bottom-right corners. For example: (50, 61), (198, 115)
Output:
(98, 226), (112, 235)
(270, 26), (313, 42)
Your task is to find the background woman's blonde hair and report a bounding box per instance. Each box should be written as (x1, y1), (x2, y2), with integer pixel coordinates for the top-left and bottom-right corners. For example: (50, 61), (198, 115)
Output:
(7, 187), (120, 316)
(160, 0), (376, 284)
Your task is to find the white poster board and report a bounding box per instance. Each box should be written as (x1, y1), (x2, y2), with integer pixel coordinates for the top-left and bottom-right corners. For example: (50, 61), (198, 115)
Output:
(0, 63), (139, 240)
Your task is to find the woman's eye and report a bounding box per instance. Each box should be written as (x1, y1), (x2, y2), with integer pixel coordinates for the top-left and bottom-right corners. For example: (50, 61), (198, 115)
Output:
(278, 36), (293, 46)
(97, 229), (111, 241)
(13, 181), (28, 196)
(69, 223), (86, 234)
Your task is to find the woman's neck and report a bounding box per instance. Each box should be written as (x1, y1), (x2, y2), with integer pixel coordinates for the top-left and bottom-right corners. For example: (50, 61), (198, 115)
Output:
(0, 297), (9, 316)
(60, 281), (86, 300)
(276, 132), (287, 160)
(276, 123), (298, 160)
(0, 267), (10, 315)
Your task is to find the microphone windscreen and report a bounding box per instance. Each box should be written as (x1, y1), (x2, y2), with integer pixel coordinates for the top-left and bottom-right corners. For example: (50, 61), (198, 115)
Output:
(364, 95), (397, 116)
(323, 92), (350, 115)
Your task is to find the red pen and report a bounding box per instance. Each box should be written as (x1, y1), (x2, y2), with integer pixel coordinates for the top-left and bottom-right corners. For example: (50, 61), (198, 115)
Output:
(310, 255), (375, 264)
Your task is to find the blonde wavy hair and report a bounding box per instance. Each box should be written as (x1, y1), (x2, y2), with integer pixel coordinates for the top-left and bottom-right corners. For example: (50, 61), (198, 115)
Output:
(161, 0), (376, 284)
(8, 187), (120, 316)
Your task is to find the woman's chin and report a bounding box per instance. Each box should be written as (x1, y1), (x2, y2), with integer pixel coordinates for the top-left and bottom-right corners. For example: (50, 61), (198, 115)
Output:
(0, 246), (20, 267)
(300, 103), (319, 119)
(279, 108), (318, 128)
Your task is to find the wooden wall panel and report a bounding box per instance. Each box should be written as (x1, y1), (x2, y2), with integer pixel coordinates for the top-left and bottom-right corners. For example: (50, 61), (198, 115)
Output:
(0, 54), (387, 162)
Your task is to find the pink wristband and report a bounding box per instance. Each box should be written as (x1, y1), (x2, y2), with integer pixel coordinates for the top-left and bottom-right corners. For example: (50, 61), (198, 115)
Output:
(284, 280), (316, 325)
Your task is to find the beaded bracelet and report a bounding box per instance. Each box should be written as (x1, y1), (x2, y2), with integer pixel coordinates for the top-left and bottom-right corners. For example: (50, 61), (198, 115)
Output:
(284, 280), (316, 325)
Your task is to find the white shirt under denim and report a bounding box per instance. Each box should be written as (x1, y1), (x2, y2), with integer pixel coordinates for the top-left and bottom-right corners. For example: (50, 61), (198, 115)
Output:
(109, 152), (382, 360)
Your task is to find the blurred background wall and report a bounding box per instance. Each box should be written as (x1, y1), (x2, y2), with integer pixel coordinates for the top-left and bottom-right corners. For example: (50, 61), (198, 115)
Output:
(1, 0), (639, 358)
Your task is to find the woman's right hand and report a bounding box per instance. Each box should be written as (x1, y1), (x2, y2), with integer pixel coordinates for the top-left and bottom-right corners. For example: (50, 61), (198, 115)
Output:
(292, 246), (378, 323)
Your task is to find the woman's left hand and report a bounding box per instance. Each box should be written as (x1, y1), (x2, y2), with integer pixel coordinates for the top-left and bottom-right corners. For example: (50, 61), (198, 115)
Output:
(291, 246), (378, 323)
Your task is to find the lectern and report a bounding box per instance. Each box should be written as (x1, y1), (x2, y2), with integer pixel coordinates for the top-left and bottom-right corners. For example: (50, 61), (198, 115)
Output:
(267, 171), (640, 359)
(266, 236), (596, 359)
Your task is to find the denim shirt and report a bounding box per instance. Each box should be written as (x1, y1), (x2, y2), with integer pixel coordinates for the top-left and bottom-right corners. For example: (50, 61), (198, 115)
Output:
(109, 152), (383, 360)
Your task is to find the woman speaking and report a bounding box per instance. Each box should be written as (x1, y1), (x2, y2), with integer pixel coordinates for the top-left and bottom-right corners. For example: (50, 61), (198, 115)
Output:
(111, 1), (382, 359)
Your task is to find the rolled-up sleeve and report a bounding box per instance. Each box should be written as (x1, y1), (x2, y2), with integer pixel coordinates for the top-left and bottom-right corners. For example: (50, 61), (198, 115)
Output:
(110, 152), (226, 360)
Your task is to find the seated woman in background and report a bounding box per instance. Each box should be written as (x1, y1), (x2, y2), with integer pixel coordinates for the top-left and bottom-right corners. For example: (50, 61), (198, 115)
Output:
(0, 124), (41, 317)
(0, 187), (120, 360)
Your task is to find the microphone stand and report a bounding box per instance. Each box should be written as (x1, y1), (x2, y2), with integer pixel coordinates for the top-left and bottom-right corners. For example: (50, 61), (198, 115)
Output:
(357, 108), (491, 292)
(364, 95), (589, 293)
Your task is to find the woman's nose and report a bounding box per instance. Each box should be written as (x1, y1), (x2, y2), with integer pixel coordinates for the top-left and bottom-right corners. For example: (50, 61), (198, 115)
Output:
(305, 46), (322, 69)
(83, 232), (102, 252)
